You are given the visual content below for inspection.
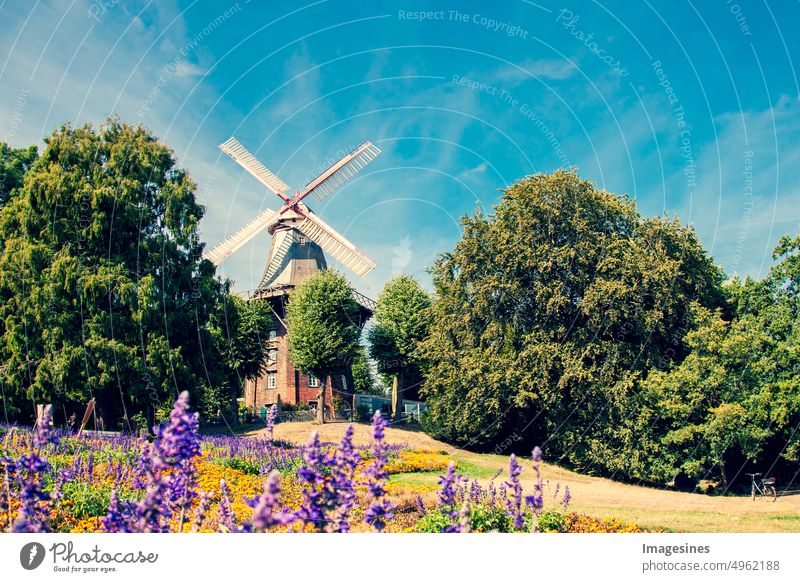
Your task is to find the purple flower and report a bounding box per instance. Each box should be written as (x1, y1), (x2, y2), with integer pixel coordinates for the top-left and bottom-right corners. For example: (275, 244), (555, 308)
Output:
(34, 405), (58, 447)
(328, 425), (359, 532)
(248, 471), (293, 532)
(265, 404), (278, 440)
(192, 492), (212, 533)
(525, 446), (545, 527)
(469, 479), (482, 504)
(102, 489), (134, 533)
(437, 461), (460, 512)
(363, 411), (394, 532)
(562, 486), (571, 511)
(416, 495), (426, 516)
(296, 432), (326, 531)
(10, 407), (57, 533)
(128, 391), (202, 532)
(505, 454), (525, 530)
(218, 479), (236, 532)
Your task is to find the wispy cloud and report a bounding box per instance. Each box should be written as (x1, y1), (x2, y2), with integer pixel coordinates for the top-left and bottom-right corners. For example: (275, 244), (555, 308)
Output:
(493, 57), (577, 83)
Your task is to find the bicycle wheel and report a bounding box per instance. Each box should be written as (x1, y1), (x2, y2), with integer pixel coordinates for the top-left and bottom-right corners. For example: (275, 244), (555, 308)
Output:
(766, 485), (777, 502)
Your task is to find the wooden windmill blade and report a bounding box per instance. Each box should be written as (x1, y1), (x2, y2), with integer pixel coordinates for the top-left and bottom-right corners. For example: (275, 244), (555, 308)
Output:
(203, 208), (279, 265)
(219, 137), (292, 199)
(259, 230), (295, 287)
(295, 209), (376, 276)
(299, 141), (381, 204)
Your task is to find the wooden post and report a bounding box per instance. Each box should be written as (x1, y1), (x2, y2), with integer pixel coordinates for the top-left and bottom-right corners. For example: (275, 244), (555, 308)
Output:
(77, 398), (96, 436)
(317, 377), (326, 424)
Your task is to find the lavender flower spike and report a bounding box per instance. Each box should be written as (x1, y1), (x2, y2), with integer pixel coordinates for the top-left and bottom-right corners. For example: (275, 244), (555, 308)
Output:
(191, 492), (212, 533)
(437, 461), (459, 514)
(505, 454), (524, 530)
(364, 411), (394, 532)
(265, 404), (278, 441)
(218, 479), (236, 532)
(296, 432), (326, 531)
(249, 471), (293, 532)
(34, 404), (58, 447)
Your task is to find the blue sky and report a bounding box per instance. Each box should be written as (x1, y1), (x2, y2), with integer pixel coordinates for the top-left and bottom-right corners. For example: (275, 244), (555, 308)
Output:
(1, 0), (798, 298)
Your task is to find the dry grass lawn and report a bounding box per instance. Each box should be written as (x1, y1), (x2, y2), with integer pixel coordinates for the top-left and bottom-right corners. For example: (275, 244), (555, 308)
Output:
(241, 421), (800, 533)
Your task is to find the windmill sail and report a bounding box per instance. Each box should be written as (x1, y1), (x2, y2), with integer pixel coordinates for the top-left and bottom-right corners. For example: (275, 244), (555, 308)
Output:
(219, 137), (292, 197)
(259, 229), (295, 287)
(301, 141), (381, 203)
(295, 210), (376, 276)
(203, 208), (278, 266)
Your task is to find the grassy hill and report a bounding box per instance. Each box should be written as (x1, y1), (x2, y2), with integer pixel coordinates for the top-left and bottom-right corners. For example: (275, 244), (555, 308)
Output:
(242, 421), (800, 533)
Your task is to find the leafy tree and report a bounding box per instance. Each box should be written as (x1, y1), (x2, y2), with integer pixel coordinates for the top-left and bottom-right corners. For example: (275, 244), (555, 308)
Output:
(0, 143), (37, 209)
(285, 270), (361, 423)
(0, 120), (234, 427)
(351, 345), (379, 394)
(629, 238), (800, 486)
(207, 293), (275, 413)
(420, 170), (726, 470)
(368, 275), (431, 420)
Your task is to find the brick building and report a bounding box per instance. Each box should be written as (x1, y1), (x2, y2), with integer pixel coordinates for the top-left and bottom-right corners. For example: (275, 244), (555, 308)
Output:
(242, 223), (374, 417)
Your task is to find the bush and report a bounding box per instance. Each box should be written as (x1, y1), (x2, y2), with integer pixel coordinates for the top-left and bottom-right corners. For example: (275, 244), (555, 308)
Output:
(537, 511), (567, 532)
(413, 509), (453, 532)
(60, 482), (116, 520)
(469, 505), (513, 532)
(211, 457), (262, 476)
(413, 505), (514, 532)
(131, 412), (149, 433)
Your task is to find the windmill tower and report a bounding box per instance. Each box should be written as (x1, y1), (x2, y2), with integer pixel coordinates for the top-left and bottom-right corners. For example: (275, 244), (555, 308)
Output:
(204, 138), (381, 417)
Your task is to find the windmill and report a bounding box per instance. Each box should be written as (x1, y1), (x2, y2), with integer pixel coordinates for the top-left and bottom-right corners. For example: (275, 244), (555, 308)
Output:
(205, 137), (382, 417)
(204, 137), (380, 284)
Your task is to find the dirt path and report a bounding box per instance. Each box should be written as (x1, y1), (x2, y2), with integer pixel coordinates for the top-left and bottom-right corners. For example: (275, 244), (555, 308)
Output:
(245, 420), (460, 451)
(241, 421), (800, 532)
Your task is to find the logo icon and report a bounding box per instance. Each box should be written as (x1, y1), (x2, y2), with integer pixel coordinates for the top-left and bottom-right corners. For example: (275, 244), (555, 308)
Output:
(20, 542), (46, 570)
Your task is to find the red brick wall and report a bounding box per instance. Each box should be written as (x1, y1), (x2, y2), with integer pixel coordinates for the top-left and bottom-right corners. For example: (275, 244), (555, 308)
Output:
(243, 323), (354, 414)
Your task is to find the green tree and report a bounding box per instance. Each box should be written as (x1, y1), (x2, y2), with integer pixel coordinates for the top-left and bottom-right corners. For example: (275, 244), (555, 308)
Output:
(368, 275), (431, 420)
(351, 345), (378, 394)
(0, 120), (229, 427)
(420, 170), (726, 471)
(629, 237), (800, 486)
(285, 270), (361, 423)
(0, 143), (37, 209)
(206, 293), (275, 414)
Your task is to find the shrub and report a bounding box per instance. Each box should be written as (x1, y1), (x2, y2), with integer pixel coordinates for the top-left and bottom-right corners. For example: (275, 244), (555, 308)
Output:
(212, 457), (262, 476)
(413, 509), (453, 532)
(60, 483), (116, 520)
(537, 511), (567, 532)
(469, 505), (513, 532)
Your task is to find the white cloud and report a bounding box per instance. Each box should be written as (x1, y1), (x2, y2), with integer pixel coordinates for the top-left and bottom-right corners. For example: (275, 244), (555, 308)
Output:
(493, 58), (577, 83)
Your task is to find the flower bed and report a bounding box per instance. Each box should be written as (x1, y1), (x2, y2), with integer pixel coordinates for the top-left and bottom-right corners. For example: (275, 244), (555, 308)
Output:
(1, 397), (647, 534)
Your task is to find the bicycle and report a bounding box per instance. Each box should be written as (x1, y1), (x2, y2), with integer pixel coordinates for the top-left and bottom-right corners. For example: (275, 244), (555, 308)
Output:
(746, 473), (777, 502)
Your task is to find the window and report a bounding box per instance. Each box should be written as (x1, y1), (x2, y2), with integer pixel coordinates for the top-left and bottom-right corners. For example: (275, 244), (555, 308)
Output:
(267, 373), (276, 389)
(268, 349), (277, 363)
(341, 375), (348, 392)
(268, 330), (277, 341)
(308, 374), (319, 388)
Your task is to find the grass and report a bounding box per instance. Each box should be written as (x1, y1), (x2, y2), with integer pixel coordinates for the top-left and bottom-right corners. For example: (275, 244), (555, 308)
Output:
(241, 421), (800, 533)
